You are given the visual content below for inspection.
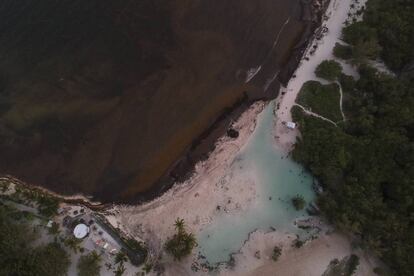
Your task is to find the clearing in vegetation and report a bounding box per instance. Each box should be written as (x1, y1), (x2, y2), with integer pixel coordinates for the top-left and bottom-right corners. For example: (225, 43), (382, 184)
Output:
(297, 81), (342, 122)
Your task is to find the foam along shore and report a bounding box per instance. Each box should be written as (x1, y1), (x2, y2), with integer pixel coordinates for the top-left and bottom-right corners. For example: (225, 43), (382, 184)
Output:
(274, 0), (367, 153)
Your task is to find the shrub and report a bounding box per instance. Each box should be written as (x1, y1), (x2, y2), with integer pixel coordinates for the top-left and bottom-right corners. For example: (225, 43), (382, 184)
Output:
(293, 239), (304, 248)
(143, 263), (152, 273)
(291, 195), (306, 211)
(64, 236), (82, 253)
(373, 267), (387, 275)
(346, 254), (360, 276)
(315, 60), (343, 81)
(333, 43), (353, 60)
(272, 246), (282, 261)
(37, 196), (59, 217)
(114, 263), (126, 276)
(342, 22), (377, 45)
(352, 40), (381, 64)
(124, 238), (148, 265)
(115, 252), (128, 264)
(77, 251), (101, 276)
(32, 242), (70, 276)
(339, 74), (356, 92)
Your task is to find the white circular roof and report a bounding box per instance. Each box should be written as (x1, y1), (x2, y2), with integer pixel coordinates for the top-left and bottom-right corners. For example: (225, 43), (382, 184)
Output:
(73, 223), (89, 239)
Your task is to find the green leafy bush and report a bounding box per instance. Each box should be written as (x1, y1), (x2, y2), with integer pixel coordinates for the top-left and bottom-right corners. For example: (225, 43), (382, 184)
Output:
(272, 246), (282, 261)
(0, 205), (70, 276)
(347, 254), (360, 276)
(333, 43), (353, 60)
(315, 60), (343, 81)
(291, 195), (306, 211)
(77, 251), (101, 276)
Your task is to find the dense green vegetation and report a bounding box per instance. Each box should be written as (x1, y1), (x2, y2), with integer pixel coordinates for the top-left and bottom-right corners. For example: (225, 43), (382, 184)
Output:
(342, 0), (414, 70)
(315, 60), (343, 81)
(342, 22), (382, 64)
(333, 43), (353, 60)
(322, 255), (360, 276)
(2, 184), (60, 218)
(294, 66), (414, 275)
(0, 204), (70, 275)
(165, 218), (197, 261)
(297, 81), (342, 122)
(293, 1), (414, 272)
(78, 251), (101, 276)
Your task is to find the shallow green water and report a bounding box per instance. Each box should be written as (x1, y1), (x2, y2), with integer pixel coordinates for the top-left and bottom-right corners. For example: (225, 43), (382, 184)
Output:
(197, 102), (315, 264)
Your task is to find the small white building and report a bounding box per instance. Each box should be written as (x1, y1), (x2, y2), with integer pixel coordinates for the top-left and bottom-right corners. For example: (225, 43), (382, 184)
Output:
(73, 223), (90, 239)
(46, 220), (54, 228)
(286, 122), (297, 129)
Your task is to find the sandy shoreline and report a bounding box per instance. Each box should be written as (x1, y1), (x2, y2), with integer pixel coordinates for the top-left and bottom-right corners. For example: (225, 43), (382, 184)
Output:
(107, 102), (266, 265)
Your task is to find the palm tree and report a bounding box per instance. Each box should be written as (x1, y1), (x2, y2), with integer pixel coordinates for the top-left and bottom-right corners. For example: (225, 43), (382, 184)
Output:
(64, 237), (81, 253)
(115, 252), (128, 265)
(165, 218), (197, 261)
(114, 263), (126, 276)
(174, 218), (185, 233)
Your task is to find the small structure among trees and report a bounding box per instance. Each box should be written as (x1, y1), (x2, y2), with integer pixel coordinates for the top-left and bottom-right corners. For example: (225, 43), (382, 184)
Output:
(286, 122), (297, 130)
(165, 218), (197, 261)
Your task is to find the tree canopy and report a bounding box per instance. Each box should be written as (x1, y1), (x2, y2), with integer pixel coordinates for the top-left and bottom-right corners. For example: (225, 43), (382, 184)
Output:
(343, 0), (414, 70)
(0, 205), (70, 276)
(293, 65), (414, 276)
(297, 81), (342, 122)
(315, 60), (343, 81)
(293, 2), (414, 274)
(333, 43), (353, 60)
(165, 218), (197, 261)
(77, 251), (101, 276)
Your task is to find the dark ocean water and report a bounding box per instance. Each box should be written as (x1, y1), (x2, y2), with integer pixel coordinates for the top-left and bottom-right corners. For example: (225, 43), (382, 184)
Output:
(0, 0), (311, 202)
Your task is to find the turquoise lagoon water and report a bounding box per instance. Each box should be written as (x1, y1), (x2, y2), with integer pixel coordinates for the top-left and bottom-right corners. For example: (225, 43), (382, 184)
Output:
(197, 102), (315, 264)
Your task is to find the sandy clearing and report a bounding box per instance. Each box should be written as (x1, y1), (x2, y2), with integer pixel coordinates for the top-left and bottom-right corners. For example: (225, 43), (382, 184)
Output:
(246, 232), (377, 276)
